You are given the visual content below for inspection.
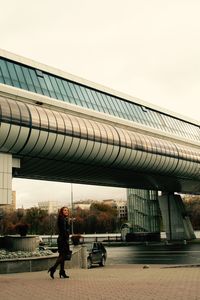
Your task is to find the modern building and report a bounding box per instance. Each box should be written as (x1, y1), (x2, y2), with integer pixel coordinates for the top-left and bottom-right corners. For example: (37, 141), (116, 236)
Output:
(116, 200), (127, 220)
(0, 49), (199, 240)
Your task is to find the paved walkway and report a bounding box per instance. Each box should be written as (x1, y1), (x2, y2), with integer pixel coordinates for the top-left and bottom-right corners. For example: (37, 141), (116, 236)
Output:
(0, 264), (200, 300)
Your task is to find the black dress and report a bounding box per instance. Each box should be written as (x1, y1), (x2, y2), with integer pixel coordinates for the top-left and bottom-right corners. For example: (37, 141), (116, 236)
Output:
(57, 216), (70, 255)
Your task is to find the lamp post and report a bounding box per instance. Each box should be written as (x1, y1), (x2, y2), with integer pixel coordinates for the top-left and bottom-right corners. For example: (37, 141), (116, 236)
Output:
(71, 183), (74, 235)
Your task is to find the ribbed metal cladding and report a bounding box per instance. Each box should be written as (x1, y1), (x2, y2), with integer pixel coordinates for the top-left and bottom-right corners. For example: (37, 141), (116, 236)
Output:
(0, 96), (200, 192)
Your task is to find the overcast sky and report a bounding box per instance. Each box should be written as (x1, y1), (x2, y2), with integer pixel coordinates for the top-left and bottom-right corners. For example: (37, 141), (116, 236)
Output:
(1, 0), (199, 208)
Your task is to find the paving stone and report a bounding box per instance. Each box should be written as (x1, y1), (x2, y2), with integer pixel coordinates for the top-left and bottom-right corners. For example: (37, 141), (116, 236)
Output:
(0, 264), (200, 300)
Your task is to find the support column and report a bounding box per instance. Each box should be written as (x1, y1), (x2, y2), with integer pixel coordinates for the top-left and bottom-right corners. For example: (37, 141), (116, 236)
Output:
(0, 153), (12, 205)
(158, 193), (196, 241)
(0, 153), (20, 206)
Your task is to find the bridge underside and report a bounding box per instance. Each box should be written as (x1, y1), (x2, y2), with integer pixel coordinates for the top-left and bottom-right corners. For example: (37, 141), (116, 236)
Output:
(13, 156), (200, 194)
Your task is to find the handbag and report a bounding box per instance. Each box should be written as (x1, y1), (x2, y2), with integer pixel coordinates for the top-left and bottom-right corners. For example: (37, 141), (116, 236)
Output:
(64, 250), (72, 261)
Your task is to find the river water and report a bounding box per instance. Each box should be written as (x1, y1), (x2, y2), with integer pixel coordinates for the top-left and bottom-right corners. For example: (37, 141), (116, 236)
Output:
(161, 231), (200, 239)
(106, 232), (200, 265)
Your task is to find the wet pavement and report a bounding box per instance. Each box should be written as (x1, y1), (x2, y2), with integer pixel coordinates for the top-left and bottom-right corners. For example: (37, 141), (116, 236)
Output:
(106, 242), (200, 265)
(0, 264), (200, 300)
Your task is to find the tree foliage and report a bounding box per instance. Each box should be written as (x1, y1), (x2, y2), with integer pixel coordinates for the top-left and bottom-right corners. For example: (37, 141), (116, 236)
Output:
(183, 196), (200, 230)
(0, 202), (126, 235)
(73, 202), (119, 234)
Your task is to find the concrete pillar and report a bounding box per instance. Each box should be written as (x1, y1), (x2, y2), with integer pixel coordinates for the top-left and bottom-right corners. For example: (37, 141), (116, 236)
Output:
(158, 193), (196, 241)
(0, 153), (20, 205)
(81, 245), (87, 269)
(0, 153), (12, 205)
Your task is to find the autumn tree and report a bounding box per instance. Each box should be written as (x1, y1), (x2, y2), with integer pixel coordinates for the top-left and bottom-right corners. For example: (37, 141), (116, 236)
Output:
(183, 195), (200, 230)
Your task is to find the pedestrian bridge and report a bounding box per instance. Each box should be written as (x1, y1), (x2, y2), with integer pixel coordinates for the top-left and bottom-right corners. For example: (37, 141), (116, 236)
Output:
(0, 49), (199, 240)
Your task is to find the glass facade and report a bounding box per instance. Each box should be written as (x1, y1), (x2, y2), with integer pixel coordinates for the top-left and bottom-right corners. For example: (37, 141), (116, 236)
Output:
(0, 57), (199, 142)
(127, 189), (161, 233)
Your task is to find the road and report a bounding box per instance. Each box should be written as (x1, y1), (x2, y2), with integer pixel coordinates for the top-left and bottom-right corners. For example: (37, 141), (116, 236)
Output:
(106, 243), (200, 265)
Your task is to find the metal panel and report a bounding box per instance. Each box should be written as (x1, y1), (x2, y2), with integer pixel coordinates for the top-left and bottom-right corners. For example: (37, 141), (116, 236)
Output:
(0, 125), (20, 152)
(19, 129), (40, 154)
(11, 127), (30, 153)
(0, 123), (11, 149)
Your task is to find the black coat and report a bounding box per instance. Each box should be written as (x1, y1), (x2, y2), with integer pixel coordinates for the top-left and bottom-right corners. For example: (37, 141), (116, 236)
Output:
(57, 216), (70, 254)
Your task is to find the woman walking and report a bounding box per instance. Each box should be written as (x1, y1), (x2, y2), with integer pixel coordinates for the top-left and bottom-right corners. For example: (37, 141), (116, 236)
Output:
(48, 206), (71, 279)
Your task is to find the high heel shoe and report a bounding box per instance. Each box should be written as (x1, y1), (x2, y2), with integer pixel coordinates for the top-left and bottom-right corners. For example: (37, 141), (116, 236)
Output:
(59, 270), (69, 278)
(48, 266), (56, 279)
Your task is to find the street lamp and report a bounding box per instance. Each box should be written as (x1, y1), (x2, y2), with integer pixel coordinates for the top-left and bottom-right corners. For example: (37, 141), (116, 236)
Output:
(71, 183), (74, 234)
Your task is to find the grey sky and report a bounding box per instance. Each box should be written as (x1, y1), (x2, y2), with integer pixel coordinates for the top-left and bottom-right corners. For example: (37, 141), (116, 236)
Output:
(1, 0), (199, 208)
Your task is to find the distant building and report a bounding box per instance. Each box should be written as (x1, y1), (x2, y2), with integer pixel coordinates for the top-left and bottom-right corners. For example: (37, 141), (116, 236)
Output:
(102, 199), (127, 219)
(71, 198), (127, 219)
(116, 201), (127, 219)
(38, 200), (61, 214)
(74, 203), (91, 210)
(102, 199), (117, 208)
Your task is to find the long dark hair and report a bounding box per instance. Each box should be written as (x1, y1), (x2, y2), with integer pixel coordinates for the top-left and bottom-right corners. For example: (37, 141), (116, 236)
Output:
(58, 206), (69, 217)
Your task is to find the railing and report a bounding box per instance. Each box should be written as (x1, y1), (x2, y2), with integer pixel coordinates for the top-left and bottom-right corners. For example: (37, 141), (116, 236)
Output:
(40, 233), (122, 246)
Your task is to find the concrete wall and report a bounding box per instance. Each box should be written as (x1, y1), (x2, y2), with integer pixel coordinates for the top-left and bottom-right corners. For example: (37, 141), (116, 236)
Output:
(0, 245), (87, 274)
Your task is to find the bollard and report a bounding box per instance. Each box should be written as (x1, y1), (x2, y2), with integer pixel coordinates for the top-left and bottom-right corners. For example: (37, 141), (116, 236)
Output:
(81, 245), (87, 269)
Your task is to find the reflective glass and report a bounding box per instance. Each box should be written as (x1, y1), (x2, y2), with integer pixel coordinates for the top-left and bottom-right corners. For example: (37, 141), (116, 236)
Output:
(38, 76), (51, 97)
(127, 102), (140, 122)
(21, 66), (36, 92)
(0, 66), (5, 83)
(68, 82), (79, 104)
(29, 69), (43, 94)
(120, 101), (133, 121)
(116, 98), (128, 119)
(95, 92), (107, 110)
(0, 59), (12, 85)
(55, 78), (68, 101)
(48, 76), (63, 99)
(80, 86), (94, 110)
(61, 80), (74, 103)
(74, 85), (88, 108)
(63, 80), (76, 104)
(43, 74), (57, 98)
(151, 111), (165, 130)
(84, 88), (96, 106)
(110, 96), (122, 117)
(6, 62), (21, 88)
(104, 95), (117, 116)
(99, 93), (111, 114)
(0, 57), (199, 143)
(14, 64), (28, 90)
